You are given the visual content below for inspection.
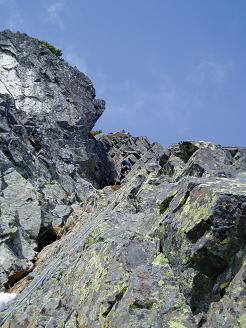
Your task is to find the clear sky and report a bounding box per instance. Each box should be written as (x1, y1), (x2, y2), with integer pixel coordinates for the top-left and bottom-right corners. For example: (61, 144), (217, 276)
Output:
(0, 0), (245, 147)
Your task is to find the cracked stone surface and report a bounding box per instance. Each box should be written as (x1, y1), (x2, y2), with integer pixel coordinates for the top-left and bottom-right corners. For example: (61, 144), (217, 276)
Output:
(0, 30), (117, 288)
(1, 139), (245, 327)
(0, 30), (245, 328)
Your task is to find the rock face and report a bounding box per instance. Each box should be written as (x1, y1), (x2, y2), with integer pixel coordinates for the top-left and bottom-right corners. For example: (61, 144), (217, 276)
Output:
(0, 31), (116, 288)
(96, 131), (152, 178)
(0, 139), (245, 328)
(0, 30), (245, 328)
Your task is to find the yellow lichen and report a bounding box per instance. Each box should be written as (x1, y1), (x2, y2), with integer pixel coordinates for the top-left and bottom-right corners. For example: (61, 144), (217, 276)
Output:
(219, 281), (230, 290)
(239, 314), (246, 328)
(169, 320), (186, 328)
(152, 253), (168, 266)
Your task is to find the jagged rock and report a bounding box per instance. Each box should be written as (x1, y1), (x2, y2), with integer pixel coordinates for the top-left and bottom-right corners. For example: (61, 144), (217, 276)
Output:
(159, 173), (246, 315)
(0, 30), (117, 288)
(0, 31), (245, 328)
(96, 132), (152, 178)
(0, 137), (245, 327)
(0, 163), (41, 287)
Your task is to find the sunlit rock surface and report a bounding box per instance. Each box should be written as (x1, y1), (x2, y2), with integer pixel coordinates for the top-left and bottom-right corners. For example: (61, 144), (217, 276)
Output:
(1, 139), (245, 327)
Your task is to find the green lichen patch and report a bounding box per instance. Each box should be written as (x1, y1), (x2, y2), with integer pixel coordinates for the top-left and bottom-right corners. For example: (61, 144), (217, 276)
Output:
(219, 281), (230, 291)
(152, 253), (169, 266)
(169, 320), (186, 328)
(83, 225), (105, 249)
(181, 187), (215, 234)
(239, 314), (246, 328)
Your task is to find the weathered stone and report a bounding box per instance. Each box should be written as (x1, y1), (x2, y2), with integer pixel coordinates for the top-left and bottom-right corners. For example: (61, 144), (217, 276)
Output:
(96, 132), (152, 179)
(0, 30), (246, 328)
(0, 136), (244, 327)
(0, 30), (117, 288)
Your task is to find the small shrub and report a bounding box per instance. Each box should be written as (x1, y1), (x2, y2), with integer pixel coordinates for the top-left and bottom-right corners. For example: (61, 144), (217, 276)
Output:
(91, 130), (102, 137)
(40, 41), (63, 57)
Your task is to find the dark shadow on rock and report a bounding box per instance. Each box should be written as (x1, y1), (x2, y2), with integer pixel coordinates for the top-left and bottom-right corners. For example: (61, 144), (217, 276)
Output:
(37, 225), (58, 252)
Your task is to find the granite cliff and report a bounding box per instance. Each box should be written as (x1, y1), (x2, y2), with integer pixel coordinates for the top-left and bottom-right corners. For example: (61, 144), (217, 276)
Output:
(0, 31), (245, 328)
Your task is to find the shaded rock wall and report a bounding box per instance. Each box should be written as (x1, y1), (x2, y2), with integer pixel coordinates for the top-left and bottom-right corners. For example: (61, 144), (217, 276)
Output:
(0, 31), (116, 288)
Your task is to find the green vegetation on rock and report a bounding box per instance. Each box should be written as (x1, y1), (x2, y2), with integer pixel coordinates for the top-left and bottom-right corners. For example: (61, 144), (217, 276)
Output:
(40, 40), (63, 57)
(91, 130), (103, 137)
(152, 253), (168, 266)
(169, 320), (186, 328)
(219, 281), (230, 290)
(239, 314), (246, 328)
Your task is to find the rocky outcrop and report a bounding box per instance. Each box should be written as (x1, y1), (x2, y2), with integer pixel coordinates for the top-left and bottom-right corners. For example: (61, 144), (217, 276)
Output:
(1, 140), (245, 327)
(0, 30), (245, 328)
(95, 131), (152, 178)
(0, 31), (116, 288)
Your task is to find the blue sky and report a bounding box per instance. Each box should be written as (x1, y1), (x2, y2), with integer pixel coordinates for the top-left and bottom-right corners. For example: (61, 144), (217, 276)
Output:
(0, 0), (245, 146)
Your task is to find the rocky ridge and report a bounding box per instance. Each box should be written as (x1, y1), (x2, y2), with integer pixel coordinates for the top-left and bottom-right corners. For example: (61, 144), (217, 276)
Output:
(95, 131), (152, 178)
(0, 31), (245, 327)
(1, 138), (245, 327)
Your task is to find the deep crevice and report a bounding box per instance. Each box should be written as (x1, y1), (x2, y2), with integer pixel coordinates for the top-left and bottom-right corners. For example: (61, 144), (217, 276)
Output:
(36, 225), (58, 252)
(127, 175), (147, 213)
(173, 190), (190, 213)
(102, 286), (128, 318)
(159, 194), (175, 214)
(129, 299), (154, 310)
(175, 142), (199, 163)
(186, 219), (213, 243)
(4, 268), (33, 289)
(185, 243), (246, 317)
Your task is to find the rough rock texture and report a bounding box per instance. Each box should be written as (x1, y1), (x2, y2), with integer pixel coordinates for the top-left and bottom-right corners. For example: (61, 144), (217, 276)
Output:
(0, 31), (116, 288)
(96, 131), (152, 178)
(0, 29), (246, 328)
(1, 140), (245, 327)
